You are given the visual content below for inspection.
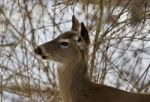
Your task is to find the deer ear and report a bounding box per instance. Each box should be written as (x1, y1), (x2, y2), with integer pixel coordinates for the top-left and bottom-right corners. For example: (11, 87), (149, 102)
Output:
(71, 15), (79, 31)
(80, 22), (90, 45)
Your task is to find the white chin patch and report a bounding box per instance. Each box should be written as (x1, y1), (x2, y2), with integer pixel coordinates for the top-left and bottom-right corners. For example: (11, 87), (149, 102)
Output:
(56, 62), (63, 67)
(49, 61), (63, 70)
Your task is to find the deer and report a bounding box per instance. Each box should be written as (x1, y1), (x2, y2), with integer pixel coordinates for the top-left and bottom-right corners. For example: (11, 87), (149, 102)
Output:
(34, 15), (150, 102)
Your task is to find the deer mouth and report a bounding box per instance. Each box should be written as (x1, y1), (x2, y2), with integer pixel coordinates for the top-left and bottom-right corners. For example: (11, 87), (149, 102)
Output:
(36, 54), (50, 60)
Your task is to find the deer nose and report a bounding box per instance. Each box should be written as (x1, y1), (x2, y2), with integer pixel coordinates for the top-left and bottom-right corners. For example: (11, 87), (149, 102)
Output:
(34, 47), (42, 55)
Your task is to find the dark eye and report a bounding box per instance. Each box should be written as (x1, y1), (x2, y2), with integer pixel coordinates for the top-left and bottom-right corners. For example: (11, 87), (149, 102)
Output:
(60, 42), (70, 48)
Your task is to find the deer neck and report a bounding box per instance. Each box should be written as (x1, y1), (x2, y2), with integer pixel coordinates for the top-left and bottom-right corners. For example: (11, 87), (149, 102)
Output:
(57, 60), (89, 102)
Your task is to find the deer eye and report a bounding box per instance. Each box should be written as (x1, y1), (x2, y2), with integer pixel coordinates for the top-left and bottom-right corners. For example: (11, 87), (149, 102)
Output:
(60, 42), (70, 48)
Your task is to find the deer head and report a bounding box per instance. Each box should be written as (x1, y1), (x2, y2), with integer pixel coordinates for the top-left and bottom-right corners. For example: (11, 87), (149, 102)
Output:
(34, 15), (90, 66)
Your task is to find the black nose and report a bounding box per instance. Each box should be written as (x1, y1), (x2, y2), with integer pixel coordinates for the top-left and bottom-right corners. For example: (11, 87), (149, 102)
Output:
(34, 47), (42, 55)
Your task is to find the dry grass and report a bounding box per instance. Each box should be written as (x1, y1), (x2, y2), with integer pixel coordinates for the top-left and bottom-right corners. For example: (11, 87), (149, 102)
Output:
(0, 0), (150, 101)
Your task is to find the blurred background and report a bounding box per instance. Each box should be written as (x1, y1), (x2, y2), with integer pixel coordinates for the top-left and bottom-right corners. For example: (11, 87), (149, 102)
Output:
(0, 0), (150, 101)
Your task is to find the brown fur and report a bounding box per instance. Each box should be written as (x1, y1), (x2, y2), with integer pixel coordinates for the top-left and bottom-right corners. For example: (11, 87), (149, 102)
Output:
(35, 15), (150, 102)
